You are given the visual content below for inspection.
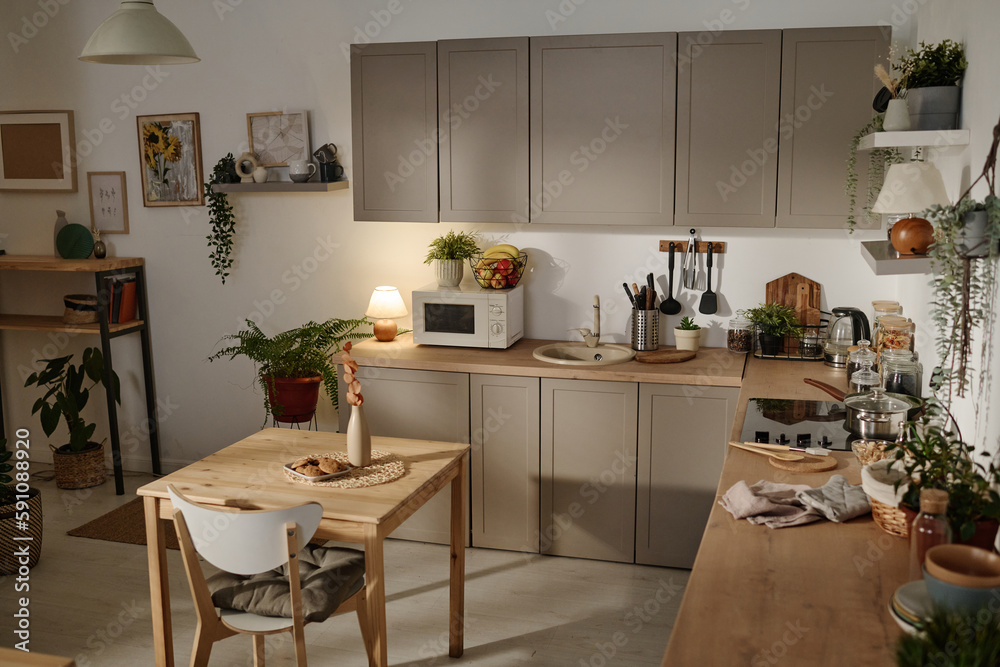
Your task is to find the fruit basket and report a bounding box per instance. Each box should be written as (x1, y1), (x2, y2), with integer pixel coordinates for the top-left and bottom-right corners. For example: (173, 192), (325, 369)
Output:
(469, 250), (528, 289)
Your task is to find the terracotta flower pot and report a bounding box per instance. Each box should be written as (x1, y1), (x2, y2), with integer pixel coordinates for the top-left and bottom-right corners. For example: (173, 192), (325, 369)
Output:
(264, 375), (322, 423)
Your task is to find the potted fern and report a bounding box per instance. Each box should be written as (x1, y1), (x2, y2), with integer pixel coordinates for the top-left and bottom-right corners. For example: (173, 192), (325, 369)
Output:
(209, 317), (373, 425)
(425, 230), (481, 287)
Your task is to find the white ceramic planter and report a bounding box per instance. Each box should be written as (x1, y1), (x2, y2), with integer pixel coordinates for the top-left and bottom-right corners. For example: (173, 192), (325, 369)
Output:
(675, 328), (701, 351)
(435, 259), (464, 287)
(882, 98), (911, 131)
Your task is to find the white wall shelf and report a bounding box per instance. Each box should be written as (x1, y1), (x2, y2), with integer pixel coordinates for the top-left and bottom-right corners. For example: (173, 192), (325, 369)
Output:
(860, 240), (932, 275)
(212, 180), (349, 193)
(857, 129), (969, 151)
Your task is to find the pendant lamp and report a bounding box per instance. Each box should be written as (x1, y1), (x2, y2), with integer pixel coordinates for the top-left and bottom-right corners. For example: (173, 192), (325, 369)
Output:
(79, 0), (199, 65)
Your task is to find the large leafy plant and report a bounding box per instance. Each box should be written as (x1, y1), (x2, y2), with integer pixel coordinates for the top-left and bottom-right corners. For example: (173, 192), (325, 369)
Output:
(23, 348), (121, 453)
(743, 303), (802, 337)
(205, 153), (238, 284)
(424, 230), (481, 263)
(208, 317), (373, 420)
(899, 39), (968, 89)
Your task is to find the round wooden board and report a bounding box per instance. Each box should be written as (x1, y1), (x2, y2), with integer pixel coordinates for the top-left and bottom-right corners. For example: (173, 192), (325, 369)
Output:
(635, 349), (697, 364)
(768, 454), (838, 473)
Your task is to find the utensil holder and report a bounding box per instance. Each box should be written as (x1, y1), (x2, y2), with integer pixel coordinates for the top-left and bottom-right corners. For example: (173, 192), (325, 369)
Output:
(631, 310), (659, 351)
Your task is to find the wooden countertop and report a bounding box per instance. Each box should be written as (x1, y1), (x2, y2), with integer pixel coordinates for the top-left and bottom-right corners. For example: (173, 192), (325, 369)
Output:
(336, 333), (744, 386)
(662, 355), (908, 666)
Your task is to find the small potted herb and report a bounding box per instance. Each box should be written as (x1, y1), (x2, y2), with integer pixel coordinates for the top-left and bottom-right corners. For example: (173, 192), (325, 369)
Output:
(744, 303), (802, 356)
(898, 39), (968, 130)
(674, 316), (701, 351)
(424, 230), (481, 287)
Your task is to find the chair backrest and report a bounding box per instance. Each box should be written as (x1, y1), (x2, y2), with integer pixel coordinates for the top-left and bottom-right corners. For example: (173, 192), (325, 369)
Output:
(167, 485), (322, 575)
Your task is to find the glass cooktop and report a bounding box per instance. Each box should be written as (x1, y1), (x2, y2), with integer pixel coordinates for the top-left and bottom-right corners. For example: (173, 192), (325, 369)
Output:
(739, 398), (854, 451)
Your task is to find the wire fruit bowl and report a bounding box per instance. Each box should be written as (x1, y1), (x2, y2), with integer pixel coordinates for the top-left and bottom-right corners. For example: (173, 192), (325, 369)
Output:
(469, 252), (527, 289)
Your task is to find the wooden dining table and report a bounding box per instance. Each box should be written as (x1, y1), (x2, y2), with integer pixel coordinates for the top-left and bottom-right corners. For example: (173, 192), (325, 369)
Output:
(137, 428), (470, 667)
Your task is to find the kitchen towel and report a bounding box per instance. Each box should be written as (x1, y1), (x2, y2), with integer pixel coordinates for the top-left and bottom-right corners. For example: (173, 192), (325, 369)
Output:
(797, 474), (872, 522)
(721, 476), (871, 529)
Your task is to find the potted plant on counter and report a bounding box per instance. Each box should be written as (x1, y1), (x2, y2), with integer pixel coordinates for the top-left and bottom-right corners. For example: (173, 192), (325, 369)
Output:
(425, 229), (481, 287)
(24, 348), (120, 490)
(898, 39), (968, 131)
(744, 303), (802, 356)
(674, 317), (701, 351)
(209, 317), (372, 426)
(0, 436), (42, 575)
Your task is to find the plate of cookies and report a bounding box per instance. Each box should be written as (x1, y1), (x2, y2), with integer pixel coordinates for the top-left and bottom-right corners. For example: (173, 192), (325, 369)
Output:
(284, 455), (352, 481)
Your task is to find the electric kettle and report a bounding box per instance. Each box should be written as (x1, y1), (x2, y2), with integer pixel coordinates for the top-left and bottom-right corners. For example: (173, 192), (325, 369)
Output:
(824, 307), (871, 368)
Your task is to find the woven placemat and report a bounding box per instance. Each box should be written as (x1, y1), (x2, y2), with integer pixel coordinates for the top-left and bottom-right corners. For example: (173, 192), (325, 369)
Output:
(282, 449), (406, 489)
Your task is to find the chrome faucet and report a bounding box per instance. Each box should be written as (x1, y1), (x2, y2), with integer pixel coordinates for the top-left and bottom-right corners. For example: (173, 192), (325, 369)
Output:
(571, 295), (601, 348)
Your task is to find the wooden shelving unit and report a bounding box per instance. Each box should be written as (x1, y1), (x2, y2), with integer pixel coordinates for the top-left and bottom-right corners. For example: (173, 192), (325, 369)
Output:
(0, 255), (160, 494)
(212, 180), (349, 193)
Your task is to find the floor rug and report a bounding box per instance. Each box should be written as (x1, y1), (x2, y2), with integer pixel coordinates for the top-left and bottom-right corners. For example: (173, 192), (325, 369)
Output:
(67, 497), (179, 550)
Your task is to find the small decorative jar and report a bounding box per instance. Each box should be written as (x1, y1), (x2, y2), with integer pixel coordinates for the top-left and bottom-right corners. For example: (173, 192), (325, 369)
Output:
(849, 360), (881, 394)
(726, 310), (753, 354)
(847, 339), (877, 388)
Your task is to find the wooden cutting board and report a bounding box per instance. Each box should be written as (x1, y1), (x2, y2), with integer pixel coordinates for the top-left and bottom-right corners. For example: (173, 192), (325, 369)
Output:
(635, 349), (697, 364)
(768, 455), (838, 473)
(765, 273), (822, 327)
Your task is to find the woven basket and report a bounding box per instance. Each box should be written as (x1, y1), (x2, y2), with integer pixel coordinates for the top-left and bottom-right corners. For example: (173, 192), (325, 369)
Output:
(0, 488), (43, 575)
(63, 293), (99, 324)
(51, 443), (106, 490)
(871, 498), (910, 538)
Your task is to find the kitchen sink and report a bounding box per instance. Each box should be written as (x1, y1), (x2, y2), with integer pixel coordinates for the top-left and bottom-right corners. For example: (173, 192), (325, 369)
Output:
(532, 342), (636, 366)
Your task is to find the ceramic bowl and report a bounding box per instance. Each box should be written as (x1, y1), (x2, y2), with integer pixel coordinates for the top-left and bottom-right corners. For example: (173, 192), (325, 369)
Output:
(923, 569), (1000, 615)
(925, 544), (1000, 588)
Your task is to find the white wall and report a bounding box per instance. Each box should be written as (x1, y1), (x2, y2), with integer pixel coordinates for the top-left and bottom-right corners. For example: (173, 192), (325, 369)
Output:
(4, 0), (976, 472)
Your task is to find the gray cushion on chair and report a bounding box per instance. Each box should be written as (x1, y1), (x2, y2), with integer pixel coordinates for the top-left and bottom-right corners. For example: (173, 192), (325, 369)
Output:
(207, 544), (365, 623)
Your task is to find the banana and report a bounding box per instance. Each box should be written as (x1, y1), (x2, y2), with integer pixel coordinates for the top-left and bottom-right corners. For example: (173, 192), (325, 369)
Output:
(484, 243), (519, 258)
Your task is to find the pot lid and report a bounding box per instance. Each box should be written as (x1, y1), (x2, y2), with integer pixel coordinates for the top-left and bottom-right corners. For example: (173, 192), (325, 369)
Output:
(844, 386), (913, 412)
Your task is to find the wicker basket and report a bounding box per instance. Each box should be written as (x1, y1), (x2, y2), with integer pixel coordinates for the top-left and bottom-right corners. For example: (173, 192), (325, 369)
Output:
(51, 443), (106, 490)
(0, 488), (43, 575)
(871, 498), (910, 538)
(63, 293), (99, 324)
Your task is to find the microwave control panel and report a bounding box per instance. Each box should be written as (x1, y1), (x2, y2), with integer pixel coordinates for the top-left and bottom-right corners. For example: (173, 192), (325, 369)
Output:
(487, 286), (523, 348)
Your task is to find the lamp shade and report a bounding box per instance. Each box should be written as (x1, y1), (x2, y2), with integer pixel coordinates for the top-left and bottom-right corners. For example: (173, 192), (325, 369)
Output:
(80, 0), (199, 65)
(365, 286), (407, 319)
(871, 162), (950, 215)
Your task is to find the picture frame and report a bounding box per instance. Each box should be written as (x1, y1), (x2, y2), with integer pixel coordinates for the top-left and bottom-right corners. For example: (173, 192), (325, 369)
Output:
(247, 110), (310, 167)
(0, 110), (77, 192)
(136, 112), (204, 207)
(87, 171), (129, 234)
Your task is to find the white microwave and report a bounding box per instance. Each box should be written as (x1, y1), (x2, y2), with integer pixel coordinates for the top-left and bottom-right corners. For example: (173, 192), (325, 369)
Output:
(412, 282), (524, 349)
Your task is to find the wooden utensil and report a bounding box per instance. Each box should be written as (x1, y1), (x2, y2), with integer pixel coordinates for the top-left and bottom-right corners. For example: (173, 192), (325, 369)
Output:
(768, 455), (839, 473)
(765, 273), (821, 319)
(729, 441), (803, 461)
(635, 349), (696, 364)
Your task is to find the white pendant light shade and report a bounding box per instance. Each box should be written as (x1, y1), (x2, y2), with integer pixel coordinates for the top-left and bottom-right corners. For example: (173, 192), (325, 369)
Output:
(871, 162), (950, 215)
(80, 1), (199, 65)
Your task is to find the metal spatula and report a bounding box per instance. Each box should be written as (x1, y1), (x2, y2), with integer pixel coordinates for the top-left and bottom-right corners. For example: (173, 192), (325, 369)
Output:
(699, 242), (718, 314)
(682, 228), (697, 290)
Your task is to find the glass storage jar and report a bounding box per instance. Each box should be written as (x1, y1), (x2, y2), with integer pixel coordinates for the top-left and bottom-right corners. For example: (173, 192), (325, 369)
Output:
(874, 315), (915, 356)
(881, 349), (923, 398)
(846, 339), (876, 388)
(727, 310), (753, 353)
(849, 360), (881, 394)
(871, 300), (902, 332)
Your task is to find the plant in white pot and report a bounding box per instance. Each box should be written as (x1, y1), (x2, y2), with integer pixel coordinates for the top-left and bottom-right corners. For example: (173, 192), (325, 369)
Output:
(674, 317), (702, 351)
(898, 40), (968, 131)
(424, 230), (481, 287)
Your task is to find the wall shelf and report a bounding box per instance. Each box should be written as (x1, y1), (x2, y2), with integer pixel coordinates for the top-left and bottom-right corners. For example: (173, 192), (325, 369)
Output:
(212, 180), (349, 193)
(860, 240), (932, 275)
(857, 129), (969, 151)
(0, 314), (144, 334)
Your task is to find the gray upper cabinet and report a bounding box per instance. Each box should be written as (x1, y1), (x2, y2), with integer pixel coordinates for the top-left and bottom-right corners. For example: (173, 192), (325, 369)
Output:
(529, 33), (677, 225)
(776, 27), (888, 229)
(675, 30), (781, 228)
(351, 42), (438, 222)
(438, 38), (529, 223)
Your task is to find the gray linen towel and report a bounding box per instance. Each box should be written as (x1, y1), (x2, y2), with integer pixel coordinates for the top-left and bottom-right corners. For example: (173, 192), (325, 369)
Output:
(796, 474), (872, 522)
(720, 480), (821, 529)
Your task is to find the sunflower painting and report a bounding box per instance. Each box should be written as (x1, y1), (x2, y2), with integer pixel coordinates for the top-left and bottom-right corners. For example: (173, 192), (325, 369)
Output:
(136, 113), (204, 207)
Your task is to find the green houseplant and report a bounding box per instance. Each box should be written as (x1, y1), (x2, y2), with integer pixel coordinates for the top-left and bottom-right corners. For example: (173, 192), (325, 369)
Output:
(24, 348), (121, 490)
(0, 436), (43, 575)
(744, 303), (802, 355)
(846, 115), (903, 232)
(896, 606), (1000, 666)
(205, 153), (238, 284)
(424, 230), (481, 287)
(674, 316), (701, 351)
(209, 317), (373, 425)
(898, 40), (968, 131)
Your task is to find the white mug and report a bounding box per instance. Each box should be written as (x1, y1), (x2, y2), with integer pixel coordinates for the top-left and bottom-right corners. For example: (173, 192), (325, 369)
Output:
(288, 160), (317, 177)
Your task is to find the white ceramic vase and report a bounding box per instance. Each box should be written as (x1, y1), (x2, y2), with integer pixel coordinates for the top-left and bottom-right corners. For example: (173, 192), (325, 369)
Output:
(882, 98), (911, 132)
(675, 328), (701, 351)
(435, 259), (464, 287)
(347, 404), (371, 467)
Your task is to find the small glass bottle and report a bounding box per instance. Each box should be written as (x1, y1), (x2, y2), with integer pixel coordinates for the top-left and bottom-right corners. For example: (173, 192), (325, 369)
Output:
(849, 359), (880, 394)
(909, 489), (952, 581)
(846, 339), (876, 388)
(727, 310), (753, 354)
(882, 349), (923, 398)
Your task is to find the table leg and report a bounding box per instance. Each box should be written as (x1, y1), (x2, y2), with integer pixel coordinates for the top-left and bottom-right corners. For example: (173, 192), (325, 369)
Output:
(449, 455), (466, 658)
(364, 524), (388, 667)
(144, 496), (174, 667)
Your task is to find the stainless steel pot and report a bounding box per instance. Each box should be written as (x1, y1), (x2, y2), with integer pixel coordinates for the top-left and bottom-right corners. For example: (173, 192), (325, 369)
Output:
(804, 379), (923, 439)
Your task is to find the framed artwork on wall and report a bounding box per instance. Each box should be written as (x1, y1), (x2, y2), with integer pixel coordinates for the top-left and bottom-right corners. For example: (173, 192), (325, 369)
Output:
(0, 110), (77, 192)
(88, 171), (129, 234)
(136, 112), (204, 207)
(247, 110), (310, 166)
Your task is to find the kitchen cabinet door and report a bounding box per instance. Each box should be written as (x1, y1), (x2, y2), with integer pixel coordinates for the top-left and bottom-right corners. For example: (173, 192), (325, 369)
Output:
(529, 33), (676, 225)
(540, 378), (638, 563)
(439, 38), (529, 223)
(470, 374), (540, 552)
(351, 42), (438, 222)
(338, 366), (470, 545)
(636, 384), (738, 568)
(675, 30), (781, 228)
(776, 27), (888, 229)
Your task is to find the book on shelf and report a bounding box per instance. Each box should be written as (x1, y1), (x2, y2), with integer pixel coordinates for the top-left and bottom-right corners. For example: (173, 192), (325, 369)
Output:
(101, 274), (137, 324)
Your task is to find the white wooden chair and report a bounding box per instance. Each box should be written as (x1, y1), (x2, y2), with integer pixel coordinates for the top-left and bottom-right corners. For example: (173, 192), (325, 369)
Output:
(167, 484), (373, 666)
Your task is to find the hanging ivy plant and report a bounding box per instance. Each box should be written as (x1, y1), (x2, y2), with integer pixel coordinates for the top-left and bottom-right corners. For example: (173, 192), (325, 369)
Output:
(205, 154), (238, 284)
(846, 115), (903, 232)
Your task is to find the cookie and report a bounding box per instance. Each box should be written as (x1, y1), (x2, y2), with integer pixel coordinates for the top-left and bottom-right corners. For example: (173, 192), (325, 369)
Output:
(291, 456), (317, 469)
(298, 464), (325, 477)
(318, 457), (343, 474)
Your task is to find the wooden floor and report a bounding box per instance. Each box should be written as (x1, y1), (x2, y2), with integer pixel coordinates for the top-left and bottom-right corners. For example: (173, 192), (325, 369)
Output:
(2, 472), (688, 666)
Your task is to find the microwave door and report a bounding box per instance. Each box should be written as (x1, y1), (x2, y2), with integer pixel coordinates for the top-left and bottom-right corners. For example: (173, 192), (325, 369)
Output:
(418, 298), (489, 345)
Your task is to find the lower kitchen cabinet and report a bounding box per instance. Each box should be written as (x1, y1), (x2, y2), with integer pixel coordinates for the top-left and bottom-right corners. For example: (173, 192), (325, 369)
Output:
(540, 378), (638, 563)
(338, 366), (471, 545)
(470, 374), (540, 552)
(636, 384), (739, 568)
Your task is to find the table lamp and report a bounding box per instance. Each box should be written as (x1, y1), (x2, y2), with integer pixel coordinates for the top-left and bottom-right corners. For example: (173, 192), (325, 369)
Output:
(871, 162), (950, 255)
(365, 286), (407, 342)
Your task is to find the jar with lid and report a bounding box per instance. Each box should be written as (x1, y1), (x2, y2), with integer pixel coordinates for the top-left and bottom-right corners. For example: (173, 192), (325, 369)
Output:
(875, 315), (915, 356)
(727, 310), (753, 353)
(871, 300), (902, 331)
(846, 339), (876, 388)
(908, 489), (952, 581)
(882, 349), (923, 398)
(849, 359), (881, 394)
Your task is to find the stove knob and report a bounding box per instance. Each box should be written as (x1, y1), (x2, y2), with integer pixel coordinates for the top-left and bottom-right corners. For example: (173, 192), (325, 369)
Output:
(819, 436), (833, 448)
(796, 433), (811, 446)
(777, 433), (790, 446)
(754, 431), (770, 444)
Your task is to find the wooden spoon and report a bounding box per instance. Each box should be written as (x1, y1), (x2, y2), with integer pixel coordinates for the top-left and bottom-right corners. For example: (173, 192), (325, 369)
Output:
(729, 441), (804, 461)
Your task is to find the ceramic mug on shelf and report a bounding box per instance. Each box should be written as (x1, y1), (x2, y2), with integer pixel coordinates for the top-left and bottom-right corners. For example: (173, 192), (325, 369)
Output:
(288, 159), (317, 183)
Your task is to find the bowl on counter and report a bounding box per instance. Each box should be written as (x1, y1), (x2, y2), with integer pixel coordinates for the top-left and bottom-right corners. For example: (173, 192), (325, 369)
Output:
(469, 252), (528, 289)
(923, 544), (1000, 614)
